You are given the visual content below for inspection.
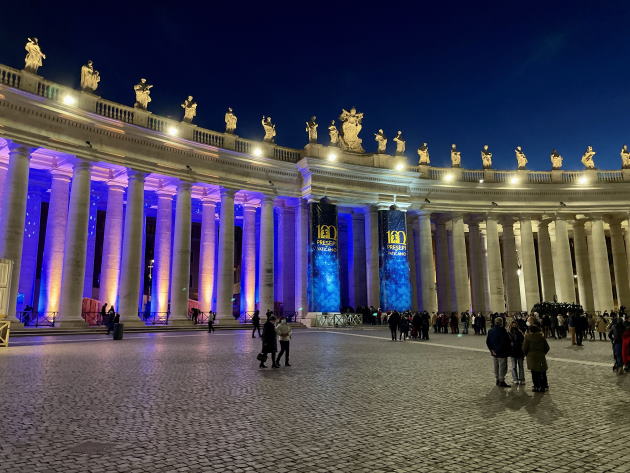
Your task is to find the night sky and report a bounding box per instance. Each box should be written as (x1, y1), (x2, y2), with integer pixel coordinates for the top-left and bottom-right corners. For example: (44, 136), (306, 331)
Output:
(2, 1), (630, 170)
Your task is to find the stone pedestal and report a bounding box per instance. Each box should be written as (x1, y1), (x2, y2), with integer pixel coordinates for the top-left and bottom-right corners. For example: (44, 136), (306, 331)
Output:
(551, 170), (563, 183)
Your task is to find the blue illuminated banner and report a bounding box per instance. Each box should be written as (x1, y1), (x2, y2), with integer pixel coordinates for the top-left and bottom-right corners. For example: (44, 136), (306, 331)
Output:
(309, 199), (340, 312)
(378, 209), (411, 311)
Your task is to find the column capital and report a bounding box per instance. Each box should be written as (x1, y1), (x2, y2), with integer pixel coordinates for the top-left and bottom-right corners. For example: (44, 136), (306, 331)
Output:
(106, 180), (127, 193)
(71, 158), (92, 171)
(498, 215), (516, 227)
(260, 194), (274, 204)
(242, 202), (258, 212)
(155, 187), (174, 199)
(176, 180), (193, 191)
(219, 187), (237, 198)
(7, 142), (36, 155)
(50, 167), (73, 182)
(127, 169), (146, 182)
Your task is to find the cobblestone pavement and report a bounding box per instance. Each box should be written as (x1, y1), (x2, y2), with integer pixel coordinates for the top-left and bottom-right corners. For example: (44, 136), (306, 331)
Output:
(1, 328), (629, 473)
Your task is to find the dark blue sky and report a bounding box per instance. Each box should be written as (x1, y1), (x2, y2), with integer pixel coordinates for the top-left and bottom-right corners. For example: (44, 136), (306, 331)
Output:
(2, 1), (630, 170)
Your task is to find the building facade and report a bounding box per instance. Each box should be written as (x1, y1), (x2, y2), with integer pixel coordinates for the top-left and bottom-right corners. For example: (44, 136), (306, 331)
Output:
(1, 61), (630, 328)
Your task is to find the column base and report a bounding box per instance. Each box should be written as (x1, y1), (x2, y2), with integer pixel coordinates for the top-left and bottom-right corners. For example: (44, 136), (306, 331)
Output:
(123, 318), (148, 328)
(169, 318), (193, 327)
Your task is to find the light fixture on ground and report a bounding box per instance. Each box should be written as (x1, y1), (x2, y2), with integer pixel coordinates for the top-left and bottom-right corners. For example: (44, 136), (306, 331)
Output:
(166, 126), (178, 137)
(62, 94), (77, 106)
(327, 151), (337, 162)
(443, 172), (455, 183)
(252, 147), (263, 157)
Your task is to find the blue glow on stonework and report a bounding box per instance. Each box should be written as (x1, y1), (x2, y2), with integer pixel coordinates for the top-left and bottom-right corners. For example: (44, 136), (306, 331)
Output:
(311, 249), (340, 312)
(379, 210), (411, 312)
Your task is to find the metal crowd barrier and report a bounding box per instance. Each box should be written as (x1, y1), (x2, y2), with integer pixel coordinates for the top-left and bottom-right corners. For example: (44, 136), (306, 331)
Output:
(314, 313), (362, 327)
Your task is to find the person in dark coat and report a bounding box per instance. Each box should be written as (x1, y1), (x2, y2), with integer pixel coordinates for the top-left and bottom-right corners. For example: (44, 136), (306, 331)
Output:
(388, 311), (400, 341)
(412, 313), (422, 339)
(420, 312), (430, 340)
(106, 306), (116, 334)
(251, 309), (261, 338)
(523, 324), (550, 392)
(609, 317), (626, 374)
(260, 315), (278, 368)
(100, 303), (108, 325)
(399, 314), (410, 341)
(508, 321), (526, 385)
(486, 317), (512, 387)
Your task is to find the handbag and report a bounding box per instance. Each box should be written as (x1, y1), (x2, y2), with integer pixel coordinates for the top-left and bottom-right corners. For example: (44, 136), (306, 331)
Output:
(256, 353), (267, 362)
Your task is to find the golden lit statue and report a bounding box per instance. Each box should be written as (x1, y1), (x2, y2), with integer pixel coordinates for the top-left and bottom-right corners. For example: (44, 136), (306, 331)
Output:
(515, 146), (527, 169)
(225, 107), (237, 134)
(328, 120), (339, 145)
(339, 107), (364, 152)
(306, 116), (318, 143)
(24, 37), (45, 73)
(181, 96), (197, 123)
(133, 78), (152, 110)
(80, 60), (100, 92)
(393, 131), (406, 155)
(581, 145), (596, 169)
(374, 129), (387, 153)
(621, 145), (630, 169)
(451, 144), (461, 167)
(481, 144), (492, 169)
(550, 149), (563, 169)
(262, 116), (276, 142)
(417, 142), (430, 164)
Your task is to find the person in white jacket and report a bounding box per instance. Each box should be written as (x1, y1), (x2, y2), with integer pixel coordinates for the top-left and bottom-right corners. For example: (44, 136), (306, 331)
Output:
(275, 318), (292, 367)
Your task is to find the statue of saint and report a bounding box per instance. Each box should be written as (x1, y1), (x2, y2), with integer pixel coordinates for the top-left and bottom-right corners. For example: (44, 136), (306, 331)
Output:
(328, 120), (339, 145)
(80, 60), (100, 93)
(262, 115), (276, 142)
(550, 149), (563, 169)
(338, 107), (365, 152)
(306, 116), (318, 143)
(181, 96), (197, 123)
(481, 144), (492, 169)
(451, 144), (461, 167)
(133, 78), (153, 110)
(374, 129), (387, 153)
(621, 145), (630, 169)
(515, 146), (527, 169)
(581, 145), (596, 169)
(393, 131), (406, 155)
(417, 142), (430, 165)
(225, 107), (237, 134)
(24, 37), (45, 73)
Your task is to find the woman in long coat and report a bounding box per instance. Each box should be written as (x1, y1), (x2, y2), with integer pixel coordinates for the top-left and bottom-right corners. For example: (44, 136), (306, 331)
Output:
(522, 324), (550, 393)
(260, 316), (279, 368)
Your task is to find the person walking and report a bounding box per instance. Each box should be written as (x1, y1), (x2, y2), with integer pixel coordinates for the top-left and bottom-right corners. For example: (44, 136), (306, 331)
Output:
(508, 321), (526, 385)
(100, 303), (108, 325)
(275, 317), (292, 367)
(622, 315), (630, 373)
(421, 311), (430, 340)
(431, 312), (438, 333)
(461, 311), (469, 335)
(486, 317), (512, 387)
(596, 314), (608, 341)
(523, 324), (550, 392)
(399, 314), (409, 341)
(260, 315), (278, 368)
(251, 309), (262, 338)
(106, 306), (116, 335)
(207, 311), (216, 333)
(575, 313), (585, 346)
(388, 311), (400, 341)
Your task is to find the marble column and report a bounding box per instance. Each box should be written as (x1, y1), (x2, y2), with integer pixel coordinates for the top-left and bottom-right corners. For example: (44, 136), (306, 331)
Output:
(0, 162), (7, 225)
(450, 214), (470, 312)
(198, 196), (216, 313)
(572, 220), (594, 312)
(169, 182), (192, 323)
(416, 212), (437, 313)
(282, 206), (296, 314)
(241, 201), (257, 315)
(216, 188), (236, 320)
(0, 143), (34, 323)
(350, 210), (367, 309)
(18, 188), (43, 310)
(58, 160), (92, 326)
(485, 216), (505, 313)
(274, 202), (285, 311)
(150, 188), (172, 315)
(406, 213), (419, 311)
(39, 169), (71, 315)
(295, 199), (308, 317)
(467, 219), (486, 313)
(118, 170), (145, 325)
(609, 218), (630, 308)
(258, 195), (274, 315)
(589, 218), (614, 311)
(551, 218), (576, 303)
(435, 220), (451, 312)
(364, 206), (380, 309)
(99, 182), (125, 310)
(500, 218), (522, 312)
(519, 217), (540, 312)
(537, 221), (556, 302)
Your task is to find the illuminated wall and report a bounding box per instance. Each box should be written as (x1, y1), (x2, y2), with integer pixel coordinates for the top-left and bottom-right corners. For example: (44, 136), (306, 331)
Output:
(309, 199), (340, 312)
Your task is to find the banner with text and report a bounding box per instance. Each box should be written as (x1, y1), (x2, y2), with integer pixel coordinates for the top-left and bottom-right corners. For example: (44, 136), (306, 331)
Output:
(309, 200), (341, 312)
(378, 209), (412, 311)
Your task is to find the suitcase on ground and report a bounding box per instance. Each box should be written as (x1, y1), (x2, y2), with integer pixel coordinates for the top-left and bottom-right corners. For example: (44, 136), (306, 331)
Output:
(113, 323), (124, 340)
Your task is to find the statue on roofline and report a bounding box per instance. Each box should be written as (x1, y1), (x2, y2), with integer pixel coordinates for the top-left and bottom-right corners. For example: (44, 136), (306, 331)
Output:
(374, 129), (387, 154)
(328, 120), (339, 145)
(393, 131), (405, 155)
(306, 116), (318, 143)
(621, 145), (630, 169)
(133, 78), (152, 110)
(262, 115), (276, 142)
(515, 146), (527, 169)
(24, 37), (45, 73)
(225, 107), (237, 134)
(338, 107), (364, 152)
(550, 149), (563, 169)
(581, 145), (596, 169)
(417, 142), (430, 165)
(181, 96), (197, 123)
(481, 144), (492, 169)
(80, 60), (100, 93)
(451, 144), (461, 167)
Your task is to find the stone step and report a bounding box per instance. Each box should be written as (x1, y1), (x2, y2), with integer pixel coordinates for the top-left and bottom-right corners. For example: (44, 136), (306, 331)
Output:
(10, 322), (305, 337)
